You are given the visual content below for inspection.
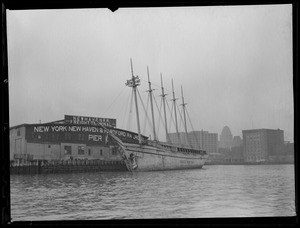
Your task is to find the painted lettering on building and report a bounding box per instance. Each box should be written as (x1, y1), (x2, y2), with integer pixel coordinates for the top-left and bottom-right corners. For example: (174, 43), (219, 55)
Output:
(88, 134), (102, 142)
(64, 115), (117, 127)
(27, 124), (147, 145)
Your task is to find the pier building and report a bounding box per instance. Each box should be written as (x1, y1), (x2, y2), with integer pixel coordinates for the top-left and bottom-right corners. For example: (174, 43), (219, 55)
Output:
(10, 115), (147, 163)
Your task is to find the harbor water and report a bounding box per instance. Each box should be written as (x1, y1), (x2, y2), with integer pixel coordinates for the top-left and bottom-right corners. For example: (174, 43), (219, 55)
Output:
(10, 164), (295, 221)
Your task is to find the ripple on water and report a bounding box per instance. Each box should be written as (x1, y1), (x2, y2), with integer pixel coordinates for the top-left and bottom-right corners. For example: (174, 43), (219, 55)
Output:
(10, 165), (295, 220)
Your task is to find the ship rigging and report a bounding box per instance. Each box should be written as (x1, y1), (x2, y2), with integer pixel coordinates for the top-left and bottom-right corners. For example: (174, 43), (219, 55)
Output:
(100, 59), (208, 171)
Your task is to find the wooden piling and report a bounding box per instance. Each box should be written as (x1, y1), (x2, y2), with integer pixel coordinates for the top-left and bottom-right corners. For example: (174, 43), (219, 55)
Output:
(10, 159), (127, 175)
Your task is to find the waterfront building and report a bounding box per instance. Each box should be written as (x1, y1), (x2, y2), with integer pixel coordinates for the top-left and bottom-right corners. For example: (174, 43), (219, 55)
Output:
(284, 141), (294, 155)
(242, 129), (284, 163)
(232, 136), (242, 147)
(219, 126), (233, 149)
(268, 141), (294, 163)
(217, 135), (244, 163)
(10, 115), (147, 162)
(198, 131), (218, 155)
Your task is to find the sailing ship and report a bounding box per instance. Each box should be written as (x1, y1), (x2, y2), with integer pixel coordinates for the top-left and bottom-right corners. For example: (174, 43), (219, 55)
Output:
(102, 59), (208, 171)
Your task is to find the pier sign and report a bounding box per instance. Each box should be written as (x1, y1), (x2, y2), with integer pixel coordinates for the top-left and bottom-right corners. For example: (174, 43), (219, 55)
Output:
(64, 115), (116, 128)
(26, 124), (147, 145)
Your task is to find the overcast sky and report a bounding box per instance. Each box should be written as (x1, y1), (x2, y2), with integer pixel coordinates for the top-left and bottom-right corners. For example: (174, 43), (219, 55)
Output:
(7, 5), (293, 142)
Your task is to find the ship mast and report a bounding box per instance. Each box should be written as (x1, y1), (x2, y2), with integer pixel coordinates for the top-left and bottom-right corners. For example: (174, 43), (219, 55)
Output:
(126, 59), (142, 144)
(171, 79), (180, 142)
(181, 85), (188, 145)
(160, 73), (169, 142)
(147, 66), (157, 141)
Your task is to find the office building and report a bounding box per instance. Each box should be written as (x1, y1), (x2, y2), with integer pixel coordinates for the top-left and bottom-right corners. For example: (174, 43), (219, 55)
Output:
(232, 136), (242, 147)
(242, 128), (284, 163)
(219, 126), (233, 149)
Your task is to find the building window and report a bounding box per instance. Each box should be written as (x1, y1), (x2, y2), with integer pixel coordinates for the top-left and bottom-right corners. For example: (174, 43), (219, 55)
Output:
(100, 149), (103, 156)
(17, 130), (20, 136)
(48, 145), (51, 148)
(78, 146), (85, 155)
(64, 145), (72, 155)
(88, 148), (91, 156)
(111, 147), (117, 156)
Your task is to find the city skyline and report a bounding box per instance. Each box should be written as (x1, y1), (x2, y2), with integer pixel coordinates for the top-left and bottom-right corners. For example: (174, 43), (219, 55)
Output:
(7, 5), (293, 142)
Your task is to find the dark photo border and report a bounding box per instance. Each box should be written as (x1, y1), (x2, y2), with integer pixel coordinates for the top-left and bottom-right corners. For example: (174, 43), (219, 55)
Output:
(2, 0), (298, 226)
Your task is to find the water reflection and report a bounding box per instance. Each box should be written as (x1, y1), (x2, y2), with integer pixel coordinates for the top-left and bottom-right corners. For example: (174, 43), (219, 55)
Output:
(10, 165), (295, 220)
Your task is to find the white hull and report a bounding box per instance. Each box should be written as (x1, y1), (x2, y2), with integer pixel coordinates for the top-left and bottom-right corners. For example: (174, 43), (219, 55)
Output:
(118, 142), (208, 172)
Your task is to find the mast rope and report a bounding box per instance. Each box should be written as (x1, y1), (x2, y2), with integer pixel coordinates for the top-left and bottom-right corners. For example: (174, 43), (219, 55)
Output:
(176, 103), (186, 146)
(153, 94), (164, 139)
(126, 89), (134, 131)
(177, 104), (183, 132)
(140, 78), (167, 140)
(167, 100), (174, 133)
(142, 93), (150, 136)
(140, 79), (170, 92)
(186, 108), (201, 149)
(166, 99), (177, 140)
(143, 79), (174, 95)
(142, 78), (171, 142)
(101, 86), (127, 117)
(118, 89), (132, 129)
(141, 77), (178, 143)
(177, 101), (193, 147)
(136, 88), (152, 136)
(116, 89), (130, 120)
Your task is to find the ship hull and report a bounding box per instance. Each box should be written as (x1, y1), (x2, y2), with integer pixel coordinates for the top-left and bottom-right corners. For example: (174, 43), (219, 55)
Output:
(121, 142), (207, 171)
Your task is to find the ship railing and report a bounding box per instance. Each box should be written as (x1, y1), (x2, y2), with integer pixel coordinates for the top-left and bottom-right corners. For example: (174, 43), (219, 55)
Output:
(158, 141), (206, 155)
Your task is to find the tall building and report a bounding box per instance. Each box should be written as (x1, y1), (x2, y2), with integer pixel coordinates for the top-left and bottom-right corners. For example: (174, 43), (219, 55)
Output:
(199, 131), (218, 154)
(168, 130), (218, 154)
(232, 136), (242, 147)
(219, 126), (233, 149)
(242, 129), (284, 163)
